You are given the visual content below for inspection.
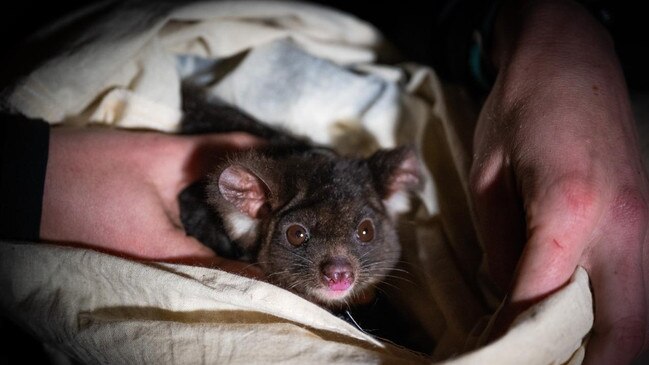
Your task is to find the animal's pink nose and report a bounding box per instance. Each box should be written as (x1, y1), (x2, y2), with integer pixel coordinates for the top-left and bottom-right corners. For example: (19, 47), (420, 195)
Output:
(321, 258), (354, 291)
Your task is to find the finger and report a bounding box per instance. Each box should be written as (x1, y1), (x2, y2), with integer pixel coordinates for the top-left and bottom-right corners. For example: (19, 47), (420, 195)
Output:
(126, 226), (219, 263)
(183, 132), (266, 182)
(209, 257), (265, 279)
(162, 132), (266, 223)
(510, 177), (603, 303)
(470, 150), (526, 292)
(488, 177), (604, 338)
(149, 229), (265, 279)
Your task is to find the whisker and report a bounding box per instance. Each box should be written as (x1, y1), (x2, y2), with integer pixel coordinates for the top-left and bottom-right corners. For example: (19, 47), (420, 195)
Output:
(359, 260), (412, 273)
(379, 276), (416, 286)
(357, 245), (383, 261)
(274, 244), (315, 264)
(238, 262), (262, 272)
(285, 276), (314, 291)
(360, 266), (413, 278)
(367, 283), (390, 298)
(374, 280), (402, 293)
(358, 269), (416, 286)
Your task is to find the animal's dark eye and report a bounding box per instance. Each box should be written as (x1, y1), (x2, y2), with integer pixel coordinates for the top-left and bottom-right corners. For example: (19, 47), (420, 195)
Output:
(356, 219), (375, 243)
(286, 224), (309, 246)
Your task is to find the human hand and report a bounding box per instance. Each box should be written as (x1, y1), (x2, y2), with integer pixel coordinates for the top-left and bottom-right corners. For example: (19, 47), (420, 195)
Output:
(470, 1), (648, 363)
(40, 127), (264, 278)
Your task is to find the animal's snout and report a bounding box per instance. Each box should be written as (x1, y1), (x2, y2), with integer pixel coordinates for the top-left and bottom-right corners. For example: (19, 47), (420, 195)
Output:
(320, 257), (354, 291)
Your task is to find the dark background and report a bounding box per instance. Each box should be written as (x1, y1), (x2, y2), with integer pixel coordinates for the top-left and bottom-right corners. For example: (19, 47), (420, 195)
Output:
(0, 1), (647, 90)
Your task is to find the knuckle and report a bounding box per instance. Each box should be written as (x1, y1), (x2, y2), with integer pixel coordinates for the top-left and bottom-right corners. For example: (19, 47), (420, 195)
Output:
(469, 151), (505, 197)
(469, 158), (487, 196)
(550, 175), (601, 221)
(609, 187), (649, 233)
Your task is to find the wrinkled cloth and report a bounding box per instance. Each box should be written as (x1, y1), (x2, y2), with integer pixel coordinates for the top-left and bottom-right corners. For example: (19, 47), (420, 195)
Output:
(2, 1), (593, 364)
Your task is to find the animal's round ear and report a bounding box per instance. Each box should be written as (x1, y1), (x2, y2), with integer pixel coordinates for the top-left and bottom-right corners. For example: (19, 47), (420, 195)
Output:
(368, 146), (421, 216)
(370, 146), (421, 195)
(218, 165), (270, 219)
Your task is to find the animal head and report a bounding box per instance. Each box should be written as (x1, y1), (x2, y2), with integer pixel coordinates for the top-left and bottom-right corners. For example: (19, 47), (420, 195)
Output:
(206, 146), (420, 307)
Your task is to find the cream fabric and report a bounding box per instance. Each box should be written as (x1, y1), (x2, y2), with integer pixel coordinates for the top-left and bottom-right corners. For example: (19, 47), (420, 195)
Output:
(2, 0), (594, 364)
(0, 243), (591, 364)
(0, 243), (424, 364)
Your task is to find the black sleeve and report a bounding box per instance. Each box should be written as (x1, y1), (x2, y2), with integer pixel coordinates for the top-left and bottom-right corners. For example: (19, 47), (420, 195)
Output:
(0, 113), (50, 241)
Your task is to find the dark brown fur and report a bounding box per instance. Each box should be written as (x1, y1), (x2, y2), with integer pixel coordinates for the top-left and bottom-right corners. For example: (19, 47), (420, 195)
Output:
(205, 147), (418, 307)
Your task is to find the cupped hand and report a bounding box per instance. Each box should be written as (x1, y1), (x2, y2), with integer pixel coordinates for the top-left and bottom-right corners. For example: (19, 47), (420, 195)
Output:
(40, 127), (264, 278)
(470, 1), (648, 363)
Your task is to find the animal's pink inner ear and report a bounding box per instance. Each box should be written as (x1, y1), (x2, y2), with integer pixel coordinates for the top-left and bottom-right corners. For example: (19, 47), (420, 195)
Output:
(218, 165), (269, 219)
(387, 150), (420, 196)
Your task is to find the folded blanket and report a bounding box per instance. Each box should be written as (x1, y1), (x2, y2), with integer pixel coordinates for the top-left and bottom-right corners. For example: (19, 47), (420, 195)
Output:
(0, 242), (591, 364)
(2, 0), (594, 364)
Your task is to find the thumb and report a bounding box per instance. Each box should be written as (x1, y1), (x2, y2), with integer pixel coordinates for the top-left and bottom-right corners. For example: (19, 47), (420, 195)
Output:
(159, 229), (265, 279)
(494, 177), (603, 334)
(470, 151), (527, 293)
(181, 132), (265, 184)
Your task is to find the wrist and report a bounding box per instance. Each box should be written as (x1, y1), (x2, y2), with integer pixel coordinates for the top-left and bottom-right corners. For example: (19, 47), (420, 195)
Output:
(492, 0), (615, 72)
(489, 0), (629, 119)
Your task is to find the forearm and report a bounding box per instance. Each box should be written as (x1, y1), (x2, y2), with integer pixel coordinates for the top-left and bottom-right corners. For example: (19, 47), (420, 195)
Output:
(490, 0), (630, 116)
(481, 0), (640, 184)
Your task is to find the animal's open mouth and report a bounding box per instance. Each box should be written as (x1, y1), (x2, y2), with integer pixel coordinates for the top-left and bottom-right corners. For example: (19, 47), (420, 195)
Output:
(326, 280), (352, 291)
(312, 283), (355, 302)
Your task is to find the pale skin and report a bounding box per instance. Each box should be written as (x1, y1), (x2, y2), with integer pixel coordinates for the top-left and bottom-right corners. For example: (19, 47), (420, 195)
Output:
(40, 127), (264, 277)
(471, 0), (648, 364)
